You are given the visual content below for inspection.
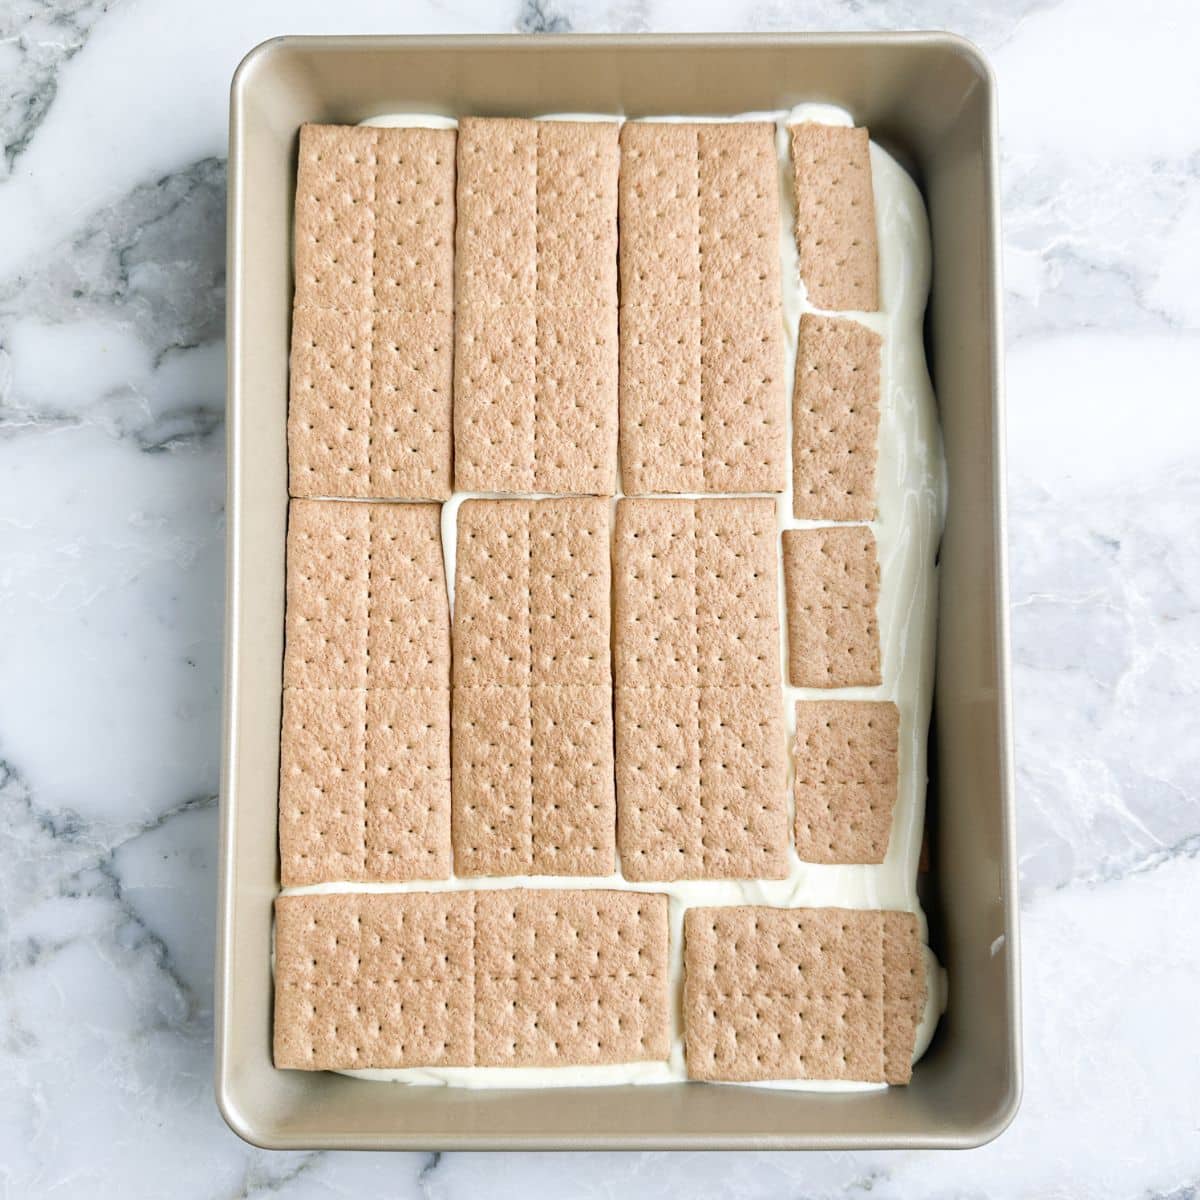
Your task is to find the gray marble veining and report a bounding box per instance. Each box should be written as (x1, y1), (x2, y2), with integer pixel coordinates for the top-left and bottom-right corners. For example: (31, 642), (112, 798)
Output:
(1, 0), (115, 178)
(1, 0), (1197, 1195)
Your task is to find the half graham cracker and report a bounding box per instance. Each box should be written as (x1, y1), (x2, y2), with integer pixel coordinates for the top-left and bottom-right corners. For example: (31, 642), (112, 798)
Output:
(789, 123), (879, 312)
(279, 499), (451, 885)
(454, 118), (619, 494)
(619, 122), (786, 495)
(274, 891), (474, 1070)
(452, 498), (615, 876)
(474, 889), (670, 1066)
(782, 525), (882, 688)
(289, 124), (455, 500)
(273, 889), (670, 1070)
(793, 314), (882, 520)
(682, 906), (925, 1084)
(793, 700), (899, 863)
(613, 497), (788, 880)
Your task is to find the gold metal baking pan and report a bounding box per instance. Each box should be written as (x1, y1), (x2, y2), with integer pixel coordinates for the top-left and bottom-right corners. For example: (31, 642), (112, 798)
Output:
(218, 32), (1019, 1150)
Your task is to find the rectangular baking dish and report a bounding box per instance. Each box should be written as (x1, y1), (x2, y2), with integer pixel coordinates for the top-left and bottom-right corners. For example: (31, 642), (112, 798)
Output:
(217, 31), (1018, 1150)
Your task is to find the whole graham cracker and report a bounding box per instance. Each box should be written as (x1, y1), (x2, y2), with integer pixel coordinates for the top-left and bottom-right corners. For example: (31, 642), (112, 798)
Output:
(782, 525), (882, 688)
(618, 122), (786, 495)
(613, 498), (788, 880)
(474, 889), (670, 1066)
(289, 124), (455, 500)
(789, 123), (879, 312)
(452, 498), (615, 876)
(793, 314), (882, 521)
(682, 906), (925, 1083)
(273, 889), (670, 1070)
(454, 118), (619, 495)
(279, 499), (451, 885)
(793, 701), (899, 864)
(274, 891), (475, 1071)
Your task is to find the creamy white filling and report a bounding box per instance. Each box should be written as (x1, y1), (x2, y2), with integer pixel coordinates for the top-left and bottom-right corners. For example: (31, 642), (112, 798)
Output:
(285, 107), (947, 1089)
(356, 112), (459, 130)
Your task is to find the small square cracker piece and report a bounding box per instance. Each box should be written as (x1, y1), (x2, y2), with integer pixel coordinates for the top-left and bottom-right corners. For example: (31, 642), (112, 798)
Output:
(793, 314), (882, 521)
(273, 889), (670, 1070)
(451, 498), (615, 876)
(279, 499), (451, 885)
(613, 497), (788, 879)
(454, 118), (619, 494)
(618, 122), (786, 495)
(790, 123), (879, 311)
(793, 700), (899, 863)
(682, 906), (925, 1083)
(289, 124), (455, 499)
(782, 525), (882, 688)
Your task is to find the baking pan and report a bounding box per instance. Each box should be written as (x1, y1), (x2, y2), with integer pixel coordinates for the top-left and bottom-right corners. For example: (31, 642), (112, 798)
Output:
(217, 32), (1018, 1150)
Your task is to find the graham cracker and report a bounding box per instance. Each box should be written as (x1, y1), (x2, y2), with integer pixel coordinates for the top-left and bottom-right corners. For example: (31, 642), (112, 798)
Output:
(618, 122), (786, 496)
(289, 124), (455, 500)
(782, 525), (882, 688)
(274, 891), (475, 1071)
(288, 306), (373, 501)
(452, 498), (615, 876)
(789, 123), (879, 312)
(793, 314), (882, 521)
(273, 889), (670, 1070)
(474, 889), (670, 1067)
(613, 498), (788, 880)
(682, 906), (925, 1083)
(454, 118), (618, 495)
(279, 499), (451, 885)
(292, 124), (376, 314)
(793, 701), (899, 864)
(882, 909), (925, 1084)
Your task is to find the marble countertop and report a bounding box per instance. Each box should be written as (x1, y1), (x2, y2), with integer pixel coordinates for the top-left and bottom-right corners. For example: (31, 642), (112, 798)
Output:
(2, 0), (1197, 1195)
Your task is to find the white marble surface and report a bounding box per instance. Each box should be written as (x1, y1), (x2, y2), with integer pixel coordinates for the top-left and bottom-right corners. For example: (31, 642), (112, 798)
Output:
(1, 0), (1197, 1194)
